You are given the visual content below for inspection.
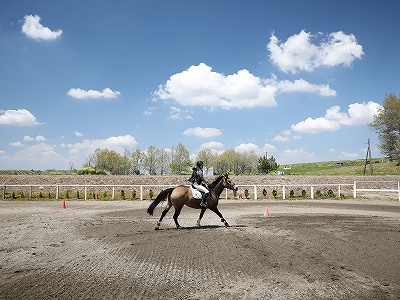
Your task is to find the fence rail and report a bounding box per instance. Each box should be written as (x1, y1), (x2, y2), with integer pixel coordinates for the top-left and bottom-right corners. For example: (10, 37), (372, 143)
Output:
(2, 181), (400, 201)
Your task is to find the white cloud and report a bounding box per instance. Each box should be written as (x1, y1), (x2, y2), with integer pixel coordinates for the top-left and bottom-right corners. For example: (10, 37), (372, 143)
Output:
(0, 109), (43, 126)
(291, 101), (382, 134)
(277, 79), (336, 96)
(9, 142), (25, 147)
(21, 15), (62, 40)
(24, 136), (34, 141)
(168, 106), (193, 120)
(183, 127), (223, 138)
(279, 148), (316, 164)
(143, 106), (157, 116)
(67, 87), (121, 99)
(234, 143), (260, 154)
(268, 30), (364, 74)
(74, 131), (84, 137)
(262, 143), (277, 154)
(35, 135), (46, 141)
(66, 135), (138, 153)
(153, 63), (335, 109)
(154, 63), (278, 109)
(199, 141), (224, 149)
(339, 151), (360, 159)
(273, 135), (290, 142)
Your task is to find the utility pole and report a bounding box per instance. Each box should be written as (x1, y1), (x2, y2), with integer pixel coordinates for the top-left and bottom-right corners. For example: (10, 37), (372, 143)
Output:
(363, 139), (373, 176)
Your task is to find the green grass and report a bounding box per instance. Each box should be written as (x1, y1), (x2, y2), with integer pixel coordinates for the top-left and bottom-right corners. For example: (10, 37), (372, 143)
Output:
(278, 158), (400, 176)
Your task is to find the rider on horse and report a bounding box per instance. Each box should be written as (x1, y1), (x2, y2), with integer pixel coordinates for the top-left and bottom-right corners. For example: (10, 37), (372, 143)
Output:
(188, 161), (209, 207)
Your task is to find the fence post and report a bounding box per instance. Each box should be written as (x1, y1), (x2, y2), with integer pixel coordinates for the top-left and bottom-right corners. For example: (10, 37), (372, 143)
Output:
(84, 186), (87, 200)
(310, 186), (314, 200)
(29, 186), (32, 199)
(140, 185), (143, 201)
(338, 184), (341, 199)
(112, 187), (115, 200)
(56, 185), (59, 200)
(2, 186), (5, 199)
(282, 185), (286, 200)
(254, 185), (257, 200)
(353, 181), (357, 198)
(398, 181), (400, 201)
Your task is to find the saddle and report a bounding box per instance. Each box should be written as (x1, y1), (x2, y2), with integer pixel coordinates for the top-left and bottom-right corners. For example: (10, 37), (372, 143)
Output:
(190, 185), (203, 199)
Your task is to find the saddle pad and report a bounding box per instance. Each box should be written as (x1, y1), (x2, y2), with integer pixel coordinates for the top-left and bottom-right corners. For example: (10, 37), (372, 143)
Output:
(190, 186), (203, 199)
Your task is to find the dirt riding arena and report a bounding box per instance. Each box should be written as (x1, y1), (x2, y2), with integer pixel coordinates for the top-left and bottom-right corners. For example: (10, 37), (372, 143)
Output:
(1, 198), (399, 299)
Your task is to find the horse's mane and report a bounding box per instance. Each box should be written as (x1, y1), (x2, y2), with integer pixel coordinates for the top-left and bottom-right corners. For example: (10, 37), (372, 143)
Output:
(208, 175), (224, 190)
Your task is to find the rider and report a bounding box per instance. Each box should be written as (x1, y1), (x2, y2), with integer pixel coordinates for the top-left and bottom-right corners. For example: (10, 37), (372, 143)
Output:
(189, 161), (209, 207)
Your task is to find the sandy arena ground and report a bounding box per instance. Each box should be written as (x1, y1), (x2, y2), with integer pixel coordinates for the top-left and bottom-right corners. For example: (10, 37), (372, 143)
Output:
(1, 199), (400, 300)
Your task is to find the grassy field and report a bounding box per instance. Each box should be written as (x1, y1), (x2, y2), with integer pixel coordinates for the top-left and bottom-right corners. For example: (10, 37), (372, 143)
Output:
(278, 158), (400, 176)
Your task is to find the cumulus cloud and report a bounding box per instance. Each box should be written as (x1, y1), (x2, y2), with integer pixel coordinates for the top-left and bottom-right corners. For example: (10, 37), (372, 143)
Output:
(21, 15), (62, 40)
(199, 141), (224, 149)
(268, 30), (364, 74)
(67, 87), (121, 99)
(74, 131), (84, 137)
(154, 63), (278, 109)
(183, 127), (223, 138)
(66, 135), (138, 153)
(279, 148), (316, 164)
(234, 143), (260, 154)
(0, 109), (43, 126)
(291, 101), (382, 134)
(153, 63), (335, 109)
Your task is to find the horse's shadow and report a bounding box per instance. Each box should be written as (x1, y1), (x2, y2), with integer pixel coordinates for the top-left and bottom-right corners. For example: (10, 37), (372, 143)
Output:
(156, 224), (248, 231)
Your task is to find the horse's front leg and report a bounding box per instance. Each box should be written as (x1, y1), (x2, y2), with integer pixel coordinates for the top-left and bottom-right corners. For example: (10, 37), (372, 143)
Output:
(196, 207), (207, 227)
(209, 207), (229, 227)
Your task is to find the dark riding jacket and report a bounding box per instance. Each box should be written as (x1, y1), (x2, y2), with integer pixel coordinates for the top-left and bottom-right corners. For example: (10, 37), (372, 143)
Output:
(188, 167), (205, 185)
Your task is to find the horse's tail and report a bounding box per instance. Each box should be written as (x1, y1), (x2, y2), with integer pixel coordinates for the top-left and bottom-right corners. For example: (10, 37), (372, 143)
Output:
(147, 187), (174, 216)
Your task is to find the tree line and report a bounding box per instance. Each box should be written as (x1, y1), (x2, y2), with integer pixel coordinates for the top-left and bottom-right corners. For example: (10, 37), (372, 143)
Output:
(83, 143), (279, 175)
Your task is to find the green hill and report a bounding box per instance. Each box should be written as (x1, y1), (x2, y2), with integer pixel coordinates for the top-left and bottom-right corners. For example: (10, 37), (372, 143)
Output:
(278, 159), (400, 176)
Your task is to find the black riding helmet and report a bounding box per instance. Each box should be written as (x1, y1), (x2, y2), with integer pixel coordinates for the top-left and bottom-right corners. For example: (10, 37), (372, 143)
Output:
(196, 161), (204, 167)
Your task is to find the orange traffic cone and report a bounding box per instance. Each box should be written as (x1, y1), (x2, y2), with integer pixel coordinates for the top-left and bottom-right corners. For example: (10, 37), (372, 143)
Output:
(62, 200), (66, 209)
(264, 207), (269, 217)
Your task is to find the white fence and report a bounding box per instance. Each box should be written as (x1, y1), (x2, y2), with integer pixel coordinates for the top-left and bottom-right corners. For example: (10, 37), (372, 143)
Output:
(2, 181), (400, 201)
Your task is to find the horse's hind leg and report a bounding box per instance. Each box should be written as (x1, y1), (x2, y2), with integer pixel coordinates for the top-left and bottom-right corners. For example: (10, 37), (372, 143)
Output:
(155, 204), (172, 230)
(209, 207), (229, 227)
(173, 207), (183, 229)
(196, 208), (207, 227)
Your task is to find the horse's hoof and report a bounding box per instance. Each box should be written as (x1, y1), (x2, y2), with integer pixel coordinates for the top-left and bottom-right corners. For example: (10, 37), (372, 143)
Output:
(176, 225), (183, 229)
(224, 222), (230, 227)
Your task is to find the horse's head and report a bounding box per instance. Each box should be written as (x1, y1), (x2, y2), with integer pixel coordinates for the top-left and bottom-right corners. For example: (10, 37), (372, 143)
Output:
(222, 174), (238, 192)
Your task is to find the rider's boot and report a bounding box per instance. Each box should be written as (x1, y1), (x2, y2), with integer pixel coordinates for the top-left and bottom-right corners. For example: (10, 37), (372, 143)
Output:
(200, 193), (208, 207)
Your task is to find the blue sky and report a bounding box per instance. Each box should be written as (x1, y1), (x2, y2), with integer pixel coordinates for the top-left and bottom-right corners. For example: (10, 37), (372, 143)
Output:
(1, 0), (399, 170)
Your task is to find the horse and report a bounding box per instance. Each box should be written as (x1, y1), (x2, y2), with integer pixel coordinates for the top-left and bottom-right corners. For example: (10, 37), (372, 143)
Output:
(147, 174), (238, 230)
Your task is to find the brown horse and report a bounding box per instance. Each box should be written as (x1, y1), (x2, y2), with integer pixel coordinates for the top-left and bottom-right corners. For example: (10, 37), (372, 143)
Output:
(147, 174), (237, 229)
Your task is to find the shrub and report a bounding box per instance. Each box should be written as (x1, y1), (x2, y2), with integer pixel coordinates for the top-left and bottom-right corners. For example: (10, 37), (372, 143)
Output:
(20, 192), (25, 199)
(66, 191), (70, 199)
(301, 190), (306, 198)
(289, 189), (294, 198)
(262, 188), (267, 198)
(148, 189), (154, 199)
(39, 192), (43, 199)
(121, 190), (126, 200)
(131, 190), (137, 199)
(76, 191), (80, 199)
(327, 189), (334, 198)
(244, 188), (249, 199)
(316, 190), (323, 198)
(272, 189), (277, 199)
(12, 192), (16, 199)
